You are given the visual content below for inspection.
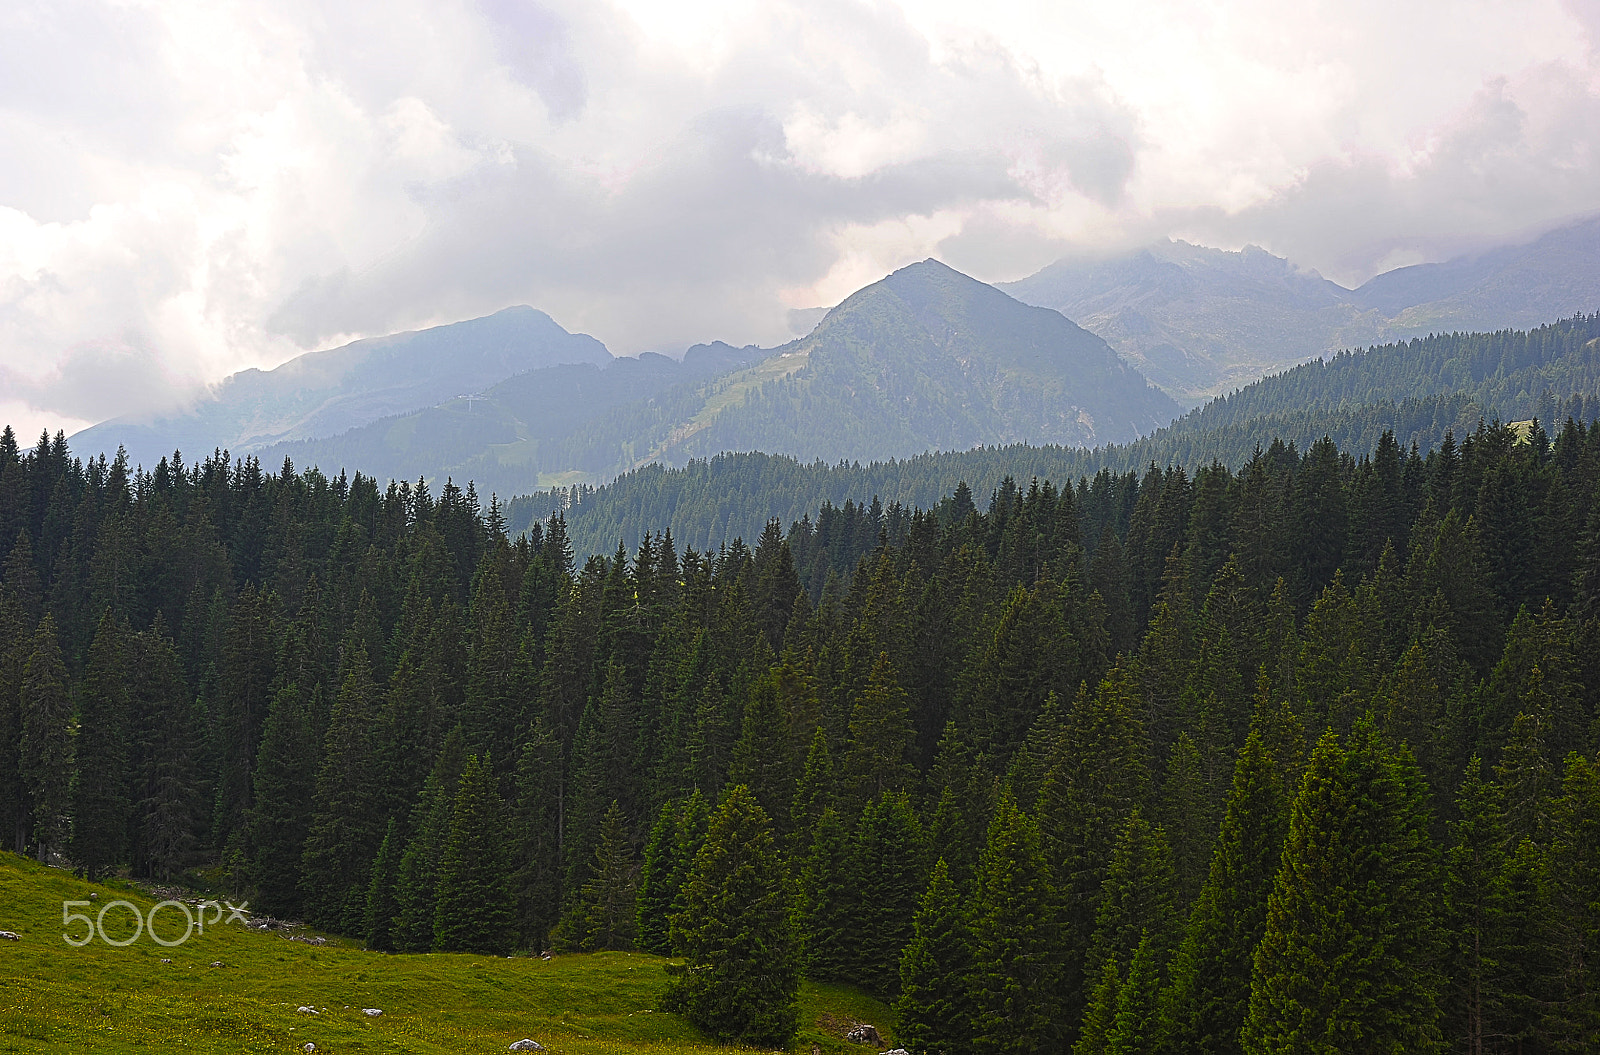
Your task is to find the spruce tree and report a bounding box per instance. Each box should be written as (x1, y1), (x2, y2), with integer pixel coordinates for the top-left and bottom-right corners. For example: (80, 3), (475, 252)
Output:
(967, 789), (1061, 1055)
(433, 754), (514, 954)
(299, 647), (387, 933)
(789, 726), (833, 856)
(664, 784), (800, 1048)
(799, 804), (853, 980)
(391, 726), (467, 951)
(580, 801), (638, 951)
(510, 717), (562, 950)
(1161, 731), (1290, 1055)
(71, 611), (131, 880)
(1540, 753), (1600, 1048)
(364, 817), (402, 952)
(840, 652), (916, 812)
(248, 684), (317, 916)
(20, 614), (72, 862)
(637, 798), (684, 955)
(1081, 809), (1179, 993)
(1104, 933), (1163, 1055)
(1443, 758), (1512, 1055)
(845, 790), (929, 993)
(895, 858), (973, 1055)
(1242, 721), (1445, 1054)
(1073, 958), (1122, 1055)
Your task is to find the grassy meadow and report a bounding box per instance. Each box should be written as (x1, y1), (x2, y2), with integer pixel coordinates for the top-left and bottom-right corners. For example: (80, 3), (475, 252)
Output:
(0, 852), (894, 1054)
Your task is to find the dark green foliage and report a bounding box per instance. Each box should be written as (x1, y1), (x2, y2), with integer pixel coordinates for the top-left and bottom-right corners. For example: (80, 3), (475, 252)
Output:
(637, 798), (685, 955)
(1105, 934), (1163, 1055)
(1081, 810), (1179, 996)
(299, 648), (388, 933)
(968, 790), (1060, 1055)
(510, 718), (562, 950)
(364, 818), (402, 952)
(845, 790), (929, 994)
(433, 754), (514, 954)
(249, 684), (317, 916)
(895, 858), (973, 1055)
(1443, 759), (1513, 1055)
(1162, 731), (1291, 1055)
(20, 615), (72, 861)
(392, 731), (466, 952)
(663, 784), (800, 1048)
(580, 801), (638, 951)
(1242, 722), (1445, 1054)
(841, 652), (917, 813)
(71, 612), (131, 880)
(798, 805), (852, 980)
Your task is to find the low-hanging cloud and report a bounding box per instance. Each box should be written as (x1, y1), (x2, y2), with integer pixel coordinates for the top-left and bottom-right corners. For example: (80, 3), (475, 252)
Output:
(1, 0), (1598, 437)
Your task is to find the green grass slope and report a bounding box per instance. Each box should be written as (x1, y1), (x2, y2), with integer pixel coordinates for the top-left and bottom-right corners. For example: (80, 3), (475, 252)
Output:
(0, 853), (892, 1055)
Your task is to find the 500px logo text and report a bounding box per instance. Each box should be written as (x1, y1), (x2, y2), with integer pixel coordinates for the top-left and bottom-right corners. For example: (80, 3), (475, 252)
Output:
(62, 899), (250, 947)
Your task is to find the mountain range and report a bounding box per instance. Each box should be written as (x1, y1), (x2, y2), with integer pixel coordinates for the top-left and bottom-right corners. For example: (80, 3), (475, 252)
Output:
(66, 214), (1600, 498)
(1001, 214), (1600, 403)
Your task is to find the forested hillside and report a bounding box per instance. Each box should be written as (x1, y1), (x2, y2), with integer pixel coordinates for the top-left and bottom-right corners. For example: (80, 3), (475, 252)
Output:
(4, 411), (1600, 1051)
(512, 313), (1600, 557)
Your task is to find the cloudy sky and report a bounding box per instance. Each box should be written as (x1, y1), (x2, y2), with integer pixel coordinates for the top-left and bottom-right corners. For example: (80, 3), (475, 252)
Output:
(3, 0), (1600, 439)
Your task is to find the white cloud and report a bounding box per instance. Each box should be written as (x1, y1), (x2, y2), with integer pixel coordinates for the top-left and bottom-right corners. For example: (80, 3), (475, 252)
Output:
(0, 0), (1597, 434)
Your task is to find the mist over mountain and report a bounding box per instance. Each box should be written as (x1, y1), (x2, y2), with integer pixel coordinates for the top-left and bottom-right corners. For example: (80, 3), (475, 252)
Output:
(243, 260), (1178, 497)
(1002, 214), (1600, 403)
(69, 306), (612, 469)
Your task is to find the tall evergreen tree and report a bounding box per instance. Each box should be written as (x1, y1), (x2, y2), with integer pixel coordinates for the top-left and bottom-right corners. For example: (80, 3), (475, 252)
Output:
(845, 790), (929, 993)
(840, 652), (917, 812)
(71, 611), (131, 880)
(664, 784), (800, 1048)
(1105, 934), (1164, 1055)
(433, 754), (515, 954)
(248, 684), (317, 916)
(364, 817), (402, 952)
(580, 801), (638, 951)
(1443, 758), (1513, 1055)
(299, 647), (388, 933)
(392, 729), (467, 952)
(20, 614), (72, 861)
(1162, 731), (1291, 1055)
(895, 858), (974, 1055)
(1242, 721), (1445, 1054)
(967, 789), (1061, 1055)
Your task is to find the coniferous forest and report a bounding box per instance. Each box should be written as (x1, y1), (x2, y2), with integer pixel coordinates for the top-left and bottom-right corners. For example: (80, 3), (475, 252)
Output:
(7, 414), (1600, 1052)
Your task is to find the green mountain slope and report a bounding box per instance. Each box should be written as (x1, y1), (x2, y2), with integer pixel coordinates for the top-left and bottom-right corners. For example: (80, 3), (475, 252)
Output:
(258, 260), (1178, 497)
(509, 312), (1600, 556)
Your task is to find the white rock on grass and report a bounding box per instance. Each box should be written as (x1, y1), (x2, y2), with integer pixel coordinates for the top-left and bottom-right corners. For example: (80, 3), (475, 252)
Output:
(509, 1040), (545, 1051)
(362, 1008), (383, 1016)
(296, 1006), (319, 1015)
(0, 931), (19, 941)
(302, 1044), (316, 1053)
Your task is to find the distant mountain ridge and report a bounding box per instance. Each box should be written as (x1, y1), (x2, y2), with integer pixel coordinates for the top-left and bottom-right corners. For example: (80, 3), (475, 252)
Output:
(70, 306), (612, 470)
(247, 260), (1179, 497)
(1002, 214), (1600, 403)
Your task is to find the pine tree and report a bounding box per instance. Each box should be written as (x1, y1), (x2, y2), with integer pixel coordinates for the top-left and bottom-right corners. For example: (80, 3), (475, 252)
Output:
(638, 798), (685, 955)
(799, 804), (853, 980)
(1159, 732), (1214, 909)
(968, 789), (1061, 1055)
(895, 858), (973, 1055)
(364, 817), (402, 952)
(20, 614), (72, 862)
(1104, 933), (1163, 1055)
(789, 726), (833, 857)
(580, 801), (638, 951)
(71, 611), (131, 880)
(845, 790), (929, 994)
(1443, 758), (1512, 1055)
(433, 754), (515, 954)
(840, 652), (917, 813)
(392, 730), (467, 952)
(1242, 721), (1445, 1054)
(1161, 731), (1290, 1055)
(248, 684), (317, 916)
(510, 718), (563, 950)
(1074, 958), (1122, 1055)
(128, 619), (200, 882)
(664, 784), (800, 1047)
(299, 648), (387, 933)
(728, 674), (796, 833)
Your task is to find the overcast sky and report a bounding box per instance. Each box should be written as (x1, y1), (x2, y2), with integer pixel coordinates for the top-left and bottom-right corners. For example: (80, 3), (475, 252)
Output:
(3, 0), (1600, 439)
